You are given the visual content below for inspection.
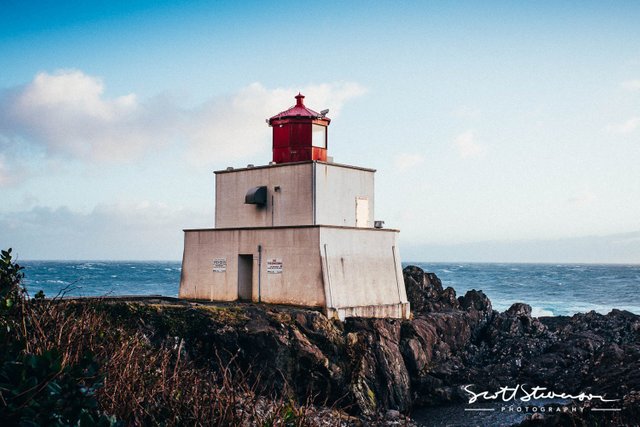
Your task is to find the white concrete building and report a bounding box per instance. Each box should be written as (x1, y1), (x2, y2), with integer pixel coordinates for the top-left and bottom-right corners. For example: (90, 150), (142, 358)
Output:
(179, 94), (410, 319)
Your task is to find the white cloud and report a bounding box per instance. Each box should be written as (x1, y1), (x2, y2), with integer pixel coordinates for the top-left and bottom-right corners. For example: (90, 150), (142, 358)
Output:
(0, 202), (210, 260)
(0, 70), (367, 168)
(184, 81), (367, 165)
(453, 130), (484, 158)
(392, 152), (424, 171)
(0, 151), (30, 188)
(0, 155), (11, 187)
(607, 117), (640, 134)
(567, 190), (596, 207)
(0, 70), (173, 162)
(621, 80), (640, 91)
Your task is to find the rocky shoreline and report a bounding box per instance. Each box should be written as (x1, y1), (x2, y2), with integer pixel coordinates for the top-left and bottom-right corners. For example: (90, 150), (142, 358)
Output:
(73, 265), (639, 425)
(5, 259), (638, 425)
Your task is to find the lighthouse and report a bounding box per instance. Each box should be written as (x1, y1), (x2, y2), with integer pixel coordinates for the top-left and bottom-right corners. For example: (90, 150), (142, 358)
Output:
(269, 93), (330, 163)
(179, 94), (410, 320)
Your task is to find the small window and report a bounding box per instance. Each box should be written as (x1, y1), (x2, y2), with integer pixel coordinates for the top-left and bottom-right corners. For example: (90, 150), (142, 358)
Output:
(312, 124), (326, 148)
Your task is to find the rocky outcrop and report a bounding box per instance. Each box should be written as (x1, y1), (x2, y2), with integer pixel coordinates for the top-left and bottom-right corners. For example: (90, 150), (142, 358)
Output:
(404, 265), (463, 313)
(91, 266), (640, 425)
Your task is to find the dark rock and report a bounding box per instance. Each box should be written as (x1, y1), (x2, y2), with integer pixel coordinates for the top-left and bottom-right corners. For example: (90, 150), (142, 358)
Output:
(385, 409), (400, 419)
(403, 266), (460, 313)
(506, 302), (532, 317)
(83, 265), (640, 425)
(402, 266), (639, 425)
(345, 318), (411, 415)
(458, 289), (492, 313)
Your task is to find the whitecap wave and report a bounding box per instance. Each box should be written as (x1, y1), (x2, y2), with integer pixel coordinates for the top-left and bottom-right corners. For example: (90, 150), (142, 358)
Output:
(531, 307), (554, 317)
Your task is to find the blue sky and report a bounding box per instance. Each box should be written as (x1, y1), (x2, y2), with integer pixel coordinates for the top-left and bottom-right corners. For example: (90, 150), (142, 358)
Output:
(1, 1), (639, 262)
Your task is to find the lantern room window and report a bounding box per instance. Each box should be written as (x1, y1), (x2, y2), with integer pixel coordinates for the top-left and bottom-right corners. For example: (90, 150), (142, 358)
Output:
(312, 124), (326, 149)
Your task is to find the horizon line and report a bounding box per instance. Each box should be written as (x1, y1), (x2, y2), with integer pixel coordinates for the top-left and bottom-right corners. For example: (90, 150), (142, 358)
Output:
(17, 259), (640, 267)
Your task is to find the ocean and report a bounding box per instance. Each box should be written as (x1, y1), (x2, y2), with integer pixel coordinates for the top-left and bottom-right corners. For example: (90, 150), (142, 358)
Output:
(20, 261), (640, 316)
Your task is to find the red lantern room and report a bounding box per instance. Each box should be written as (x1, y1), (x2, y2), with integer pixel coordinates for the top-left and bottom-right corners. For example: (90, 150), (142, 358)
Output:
(268, 93), (330, 164)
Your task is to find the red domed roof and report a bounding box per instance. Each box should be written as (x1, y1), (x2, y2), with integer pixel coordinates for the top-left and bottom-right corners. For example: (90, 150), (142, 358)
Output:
(268, 93), (330, 124)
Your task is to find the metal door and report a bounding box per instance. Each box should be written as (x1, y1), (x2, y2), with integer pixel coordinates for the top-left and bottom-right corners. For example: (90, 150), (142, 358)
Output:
(237, 255), (253, 301)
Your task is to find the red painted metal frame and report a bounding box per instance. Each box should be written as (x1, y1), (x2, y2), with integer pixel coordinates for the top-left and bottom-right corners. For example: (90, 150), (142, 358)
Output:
(268, 94), (330, 164)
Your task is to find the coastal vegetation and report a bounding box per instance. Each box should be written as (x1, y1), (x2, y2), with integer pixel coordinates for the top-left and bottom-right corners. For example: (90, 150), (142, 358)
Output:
(1, 248), (639, 426)
(0, 248), (330, 426)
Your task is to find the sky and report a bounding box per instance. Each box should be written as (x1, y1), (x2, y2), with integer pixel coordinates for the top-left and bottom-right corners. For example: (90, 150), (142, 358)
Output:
(0, 0), (639, 263)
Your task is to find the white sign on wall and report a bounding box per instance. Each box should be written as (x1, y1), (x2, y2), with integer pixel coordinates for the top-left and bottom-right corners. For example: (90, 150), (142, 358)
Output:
(266, 258), (283, 274)
(212, 258), (227, 272)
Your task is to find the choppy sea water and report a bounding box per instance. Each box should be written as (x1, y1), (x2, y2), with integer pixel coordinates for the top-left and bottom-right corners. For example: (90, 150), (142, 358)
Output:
(22, 261), (181, 298)
(20, 261), (640, 316)
(412, 262), (639, 316)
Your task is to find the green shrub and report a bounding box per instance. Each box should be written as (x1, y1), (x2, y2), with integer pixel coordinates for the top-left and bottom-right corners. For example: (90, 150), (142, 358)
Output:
(0, 349), (117, 426)
(0, 248), (24, 310)
(0, 248), (319, 426)
(0, 248), (118, 426)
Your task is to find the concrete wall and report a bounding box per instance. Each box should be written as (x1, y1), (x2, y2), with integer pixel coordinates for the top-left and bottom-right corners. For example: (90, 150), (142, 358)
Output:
(314, 163), (375, 227)
(180, 225), (410, 319)
(319, 227), (409, 319)
(179, 227), (325, 307)
(215, 163), (314, 228)
(215, 162), (376, 229)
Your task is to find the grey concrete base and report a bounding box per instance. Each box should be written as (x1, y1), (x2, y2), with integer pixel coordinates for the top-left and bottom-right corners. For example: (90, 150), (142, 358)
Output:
(326, 302), (411, 321)
(179, 225), (411, 320)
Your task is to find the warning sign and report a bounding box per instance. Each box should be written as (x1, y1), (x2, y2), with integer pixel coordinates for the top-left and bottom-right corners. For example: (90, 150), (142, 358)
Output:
(266, 258), (283, 274)
(212, 258), (227, 272)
